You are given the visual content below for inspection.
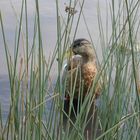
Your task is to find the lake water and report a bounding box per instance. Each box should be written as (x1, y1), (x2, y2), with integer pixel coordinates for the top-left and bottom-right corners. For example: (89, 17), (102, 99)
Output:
(0, 0), (109, 120)
(0, 0), (109, 74)
(1, 0), (139, 121)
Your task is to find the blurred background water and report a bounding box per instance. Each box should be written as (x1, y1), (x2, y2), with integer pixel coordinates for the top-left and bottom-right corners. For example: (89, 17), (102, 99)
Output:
(0, 0), (109, 74)
(2, 0), (140, 122)
(0, 0), (109, 120)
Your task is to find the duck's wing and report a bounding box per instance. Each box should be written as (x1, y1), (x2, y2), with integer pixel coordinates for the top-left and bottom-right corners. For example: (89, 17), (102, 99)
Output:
(62, 55), (83, 99)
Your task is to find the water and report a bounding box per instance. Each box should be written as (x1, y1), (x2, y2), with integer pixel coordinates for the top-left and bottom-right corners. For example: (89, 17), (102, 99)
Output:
(1, 0), (139, 123)
(0, 75), (10, 123)
(0, 0), (108, 120)
(0, 0), (109, 73)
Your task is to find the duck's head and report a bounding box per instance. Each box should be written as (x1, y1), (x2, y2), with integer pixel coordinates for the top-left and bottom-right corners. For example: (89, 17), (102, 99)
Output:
(71, 38), (95, 62)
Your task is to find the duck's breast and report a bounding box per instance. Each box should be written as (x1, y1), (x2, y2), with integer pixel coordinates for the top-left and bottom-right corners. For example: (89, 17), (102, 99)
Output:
(82, 63), (97, 89)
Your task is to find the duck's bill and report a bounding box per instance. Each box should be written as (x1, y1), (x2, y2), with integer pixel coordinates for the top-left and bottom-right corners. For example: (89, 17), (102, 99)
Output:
(56, 48), (74, 62)
(64, 48), (74, 59)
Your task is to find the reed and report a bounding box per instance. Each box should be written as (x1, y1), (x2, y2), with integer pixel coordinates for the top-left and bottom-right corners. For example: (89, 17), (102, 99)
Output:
(0, 0), (140, 140)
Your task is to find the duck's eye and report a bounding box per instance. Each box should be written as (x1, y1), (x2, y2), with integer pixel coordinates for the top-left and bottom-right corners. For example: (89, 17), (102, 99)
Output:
(73, 42), (81, 48)
(73, 44), (76, 48)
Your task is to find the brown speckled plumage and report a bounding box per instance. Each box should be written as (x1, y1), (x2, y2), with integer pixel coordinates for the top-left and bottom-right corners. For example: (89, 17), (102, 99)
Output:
(82, 63), (97, 93)
(63, 39), (101, 100)
(62, 39), (101, 139)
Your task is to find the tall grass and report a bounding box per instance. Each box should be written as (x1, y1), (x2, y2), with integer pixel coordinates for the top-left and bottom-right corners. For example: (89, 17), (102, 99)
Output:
(0, 0), (140, 140)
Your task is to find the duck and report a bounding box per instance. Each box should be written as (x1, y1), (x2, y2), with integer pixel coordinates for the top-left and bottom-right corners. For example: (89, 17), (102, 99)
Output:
(62, 38), (101, 102)
(62, 38), (101, 139)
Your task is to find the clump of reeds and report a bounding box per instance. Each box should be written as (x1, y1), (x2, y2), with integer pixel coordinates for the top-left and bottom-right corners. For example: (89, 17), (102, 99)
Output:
(0, 0), (140, 140)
